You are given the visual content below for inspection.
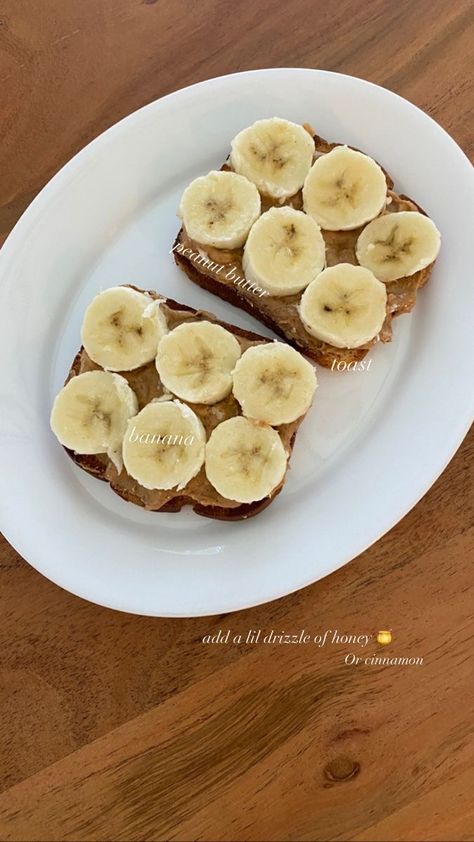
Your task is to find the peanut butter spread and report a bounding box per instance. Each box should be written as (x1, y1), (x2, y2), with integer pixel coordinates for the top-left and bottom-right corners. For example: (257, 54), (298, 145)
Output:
(175, 135), (428, 364)
(69, 297), (301, 511)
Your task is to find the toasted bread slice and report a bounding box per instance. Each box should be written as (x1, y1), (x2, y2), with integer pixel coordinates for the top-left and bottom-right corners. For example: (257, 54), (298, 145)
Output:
(63, 289), (305, 520)
(173, 130), (435, 367)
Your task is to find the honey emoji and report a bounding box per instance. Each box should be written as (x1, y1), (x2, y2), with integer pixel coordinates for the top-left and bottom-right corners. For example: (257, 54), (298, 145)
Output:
(377, 630), (392, 645)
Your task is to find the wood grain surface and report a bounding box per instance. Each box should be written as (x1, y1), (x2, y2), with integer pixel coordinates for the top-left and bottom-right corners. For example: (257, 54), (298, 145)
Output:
(0, 1), (473, 840)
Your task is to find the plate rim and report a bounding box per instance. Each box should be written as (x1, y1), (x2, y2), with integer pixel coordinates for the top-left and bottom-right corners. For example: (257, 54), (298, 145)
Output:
(2, 66), (473, 260)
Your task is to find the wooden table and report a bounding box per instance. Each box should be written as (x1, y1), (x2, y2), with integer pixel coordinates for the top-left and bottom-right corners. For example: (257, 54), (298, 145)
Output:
(1, 1), (473, 840)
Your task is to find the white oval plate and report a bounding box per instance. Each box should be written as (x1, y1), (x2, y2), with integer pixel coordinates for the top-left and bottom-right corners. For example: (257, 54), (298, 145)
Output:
(0, 69), (473, 616)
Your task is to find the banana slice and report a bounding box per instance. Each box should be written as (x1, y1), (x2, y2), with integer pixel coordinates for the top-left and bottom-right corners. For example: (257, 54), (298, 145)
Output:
(178, 170), (261, 249)
(242, 207), (326, 297)
(232, 342), (317, 425)
(50, 370), (138, 463)
(299, 263), (387, 348)
(356, 211), (441, 282)
(205, 416), (288, 504)
(122, 400), (206, 491)
(303, 146), (387, 230)
(230, 117), (315, 200)
(156, 321), (242, 405)
(81, 287), (168, 372)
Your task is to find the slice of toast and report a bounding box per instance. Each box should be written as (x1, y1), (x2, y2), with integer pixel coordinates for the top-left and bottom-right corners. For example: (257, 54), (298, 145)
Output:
(63, 288), (305, 520)
(173, 130), (435, 368)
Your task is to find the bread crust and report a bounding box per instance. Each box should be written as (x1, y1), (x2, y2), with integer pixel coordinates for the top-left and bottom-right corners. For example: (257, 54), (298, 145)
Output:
(64, 293), (303, 520)
(173, 131), (435, 367)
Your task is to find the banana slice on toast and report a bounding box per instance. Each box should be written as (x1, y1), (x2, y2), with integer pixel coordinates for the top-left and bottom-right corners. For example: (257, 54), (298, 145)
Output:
(123, 400), (206, 491)
(303, 146), (387, 231)
(230, 117), (314, 200)
(242, 206), (326, 296)
(232, 342), (317, 425)
(155, 320), (242, 404)
(299, 263), (387, 348)
(50, 370), (138, 465)
(356, 211), (441, 281)
(81, 286), (167, 372)
(205, 416), (288, 504)
(179, 170), (261, 249)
